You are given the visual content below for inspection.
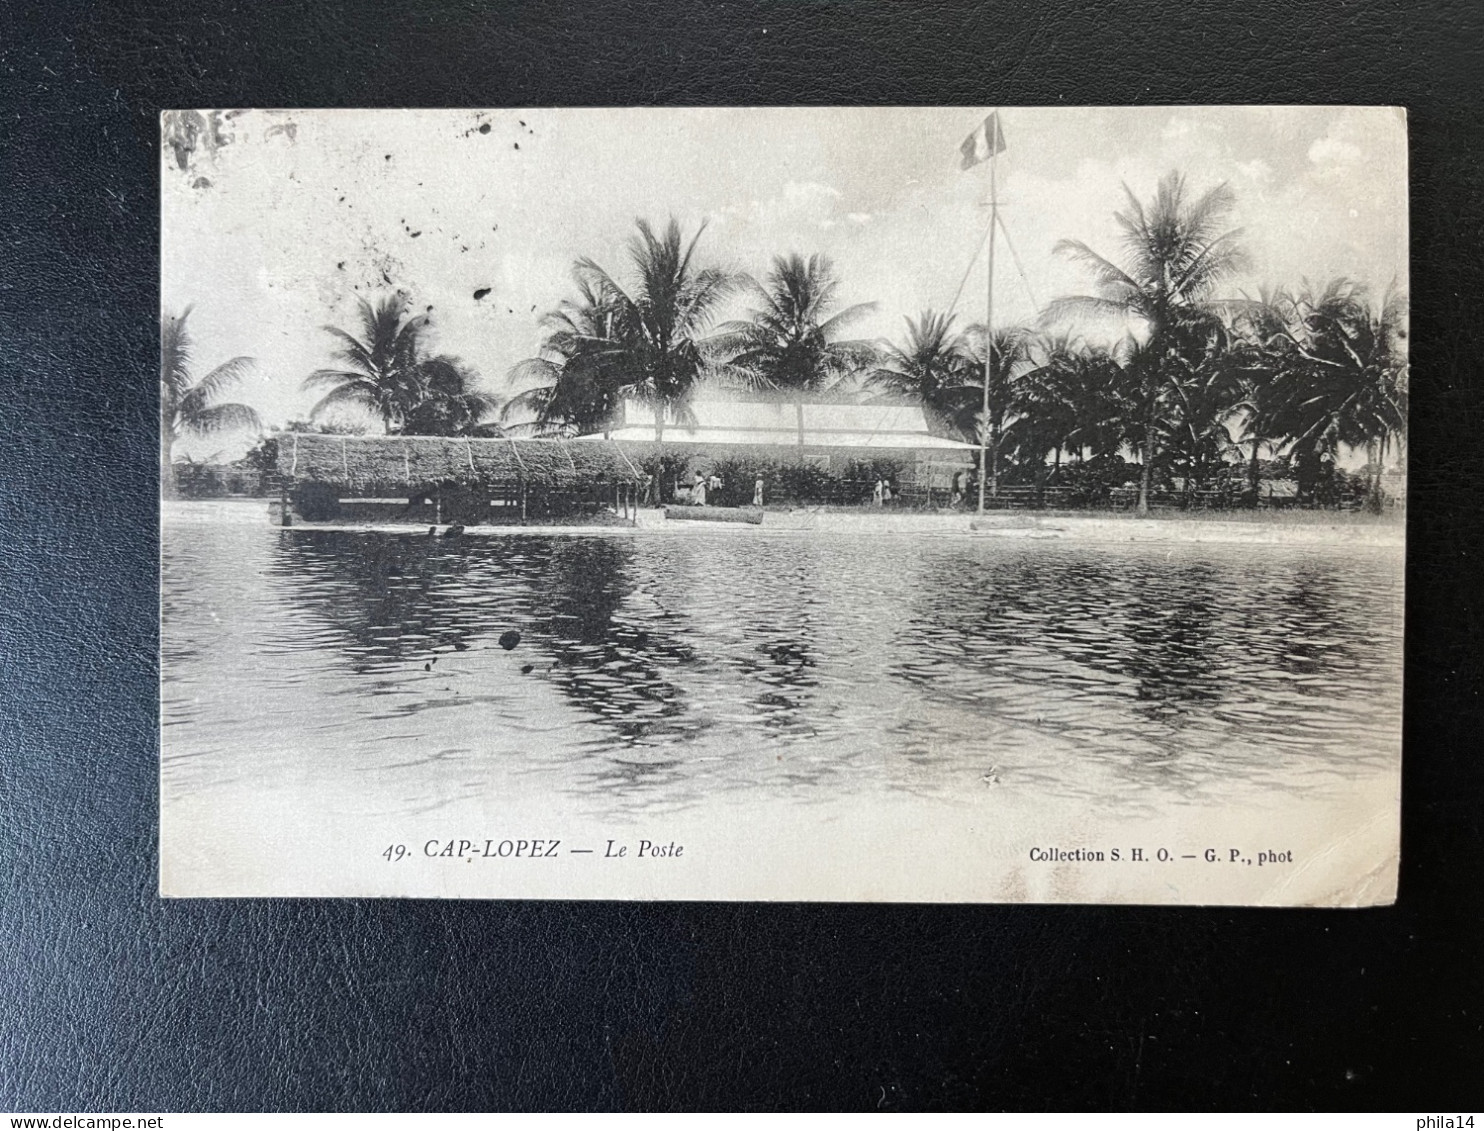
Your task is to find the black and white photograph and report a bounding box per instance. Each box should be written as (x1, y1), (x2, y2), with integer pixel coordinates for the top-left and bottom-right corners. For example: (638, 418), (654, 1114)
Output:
(159, 106), (1407, 903)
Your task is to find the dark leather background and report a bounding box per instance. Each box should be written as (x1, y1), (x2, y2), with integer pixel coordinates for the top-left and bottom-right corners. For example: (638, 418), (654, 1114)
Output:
(2, 0), (1481, 1112)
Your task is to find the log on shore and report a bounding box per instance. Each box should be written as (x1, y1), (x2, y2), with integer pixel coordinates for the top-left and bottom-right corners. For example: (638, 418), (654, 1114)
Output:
(663, 505), (764, 525)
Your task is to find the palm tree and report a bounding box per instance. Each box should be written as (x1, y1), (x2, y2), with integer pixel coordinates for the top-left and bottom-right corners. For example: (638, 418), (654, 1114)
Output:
(1006, 333), (1093, 491)
(870, 310), (981, 441)
(714, 252), (877, 452)
(1156, 318), (1243, 499)
(1043, 172), (1246, 511)
(1229, 286), (1300, 503)
(160, 307), (263, 496)
(304, 293), (498, 436)
(1269, 278), (1408, 510)
(573, 217), (736, 441)
(401, 356), (501, 436)
(503, 276), (631, 436)
(961, 324), (1031, 498)
(303, 294), (430, 432)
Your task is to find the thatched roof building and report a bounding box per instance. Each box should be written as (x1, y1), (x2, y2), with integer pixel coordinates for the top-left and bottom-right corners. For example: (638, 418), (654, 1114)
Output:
(274, 432), (642, 491)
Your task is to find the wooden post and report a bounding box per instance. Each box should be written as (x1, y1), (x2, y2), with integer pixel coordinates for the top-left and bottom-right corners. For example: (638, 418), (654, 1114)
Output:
(977, 113), (1000, 515)
(279, 481), (292, 527)
(520, 481), (528, 523)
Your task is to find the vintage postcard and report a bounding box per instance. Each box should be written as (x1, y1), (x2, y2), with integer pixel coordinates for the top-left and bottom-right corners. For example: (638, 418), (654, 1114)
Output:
(160, 107), (1406, 903)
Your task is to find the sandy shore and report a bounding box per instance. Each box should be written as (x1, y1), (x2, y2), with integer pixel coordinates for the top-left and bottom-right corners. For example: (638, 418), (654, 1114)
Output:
(748, 508), (1404, 547)
(164, 497), (1404, 548)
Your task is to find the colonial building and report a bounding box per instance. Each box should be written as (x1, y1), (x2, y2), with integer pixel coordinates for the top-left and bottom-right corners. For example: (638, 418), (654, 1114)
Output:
(580, 395), (978, 495)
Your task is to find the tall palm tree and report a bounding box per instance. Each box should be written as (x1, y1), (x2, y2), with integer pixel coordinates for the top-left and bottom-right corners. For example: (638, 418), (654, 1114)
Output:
(303, 294), (429, 432)
(1043, 172), (1246, 511)
(1269, 278), (1408, 510)
(961, 324), (1031, 497)
(869, 310), (981, 441)
(304, 293), (498, 435)
(160, 307), (263, 496)
(714, 252), (877, 452)
(574, 217), (736, 441)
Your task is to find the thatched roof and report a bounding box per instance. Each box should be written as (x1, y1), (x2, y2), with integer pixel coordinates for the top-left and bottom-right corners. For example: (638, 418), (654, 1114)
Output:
(276, 433), (642, 489)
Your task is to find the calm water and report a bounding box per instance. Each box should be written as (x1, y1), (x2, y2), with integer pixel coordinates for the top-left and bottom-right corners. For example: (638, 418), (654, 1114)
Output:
(161, 514), (1404, 823)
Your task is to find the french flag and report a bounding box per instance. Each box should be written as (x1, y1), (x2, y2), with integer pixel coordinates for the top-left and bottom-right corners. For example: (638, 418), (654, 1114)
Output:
(960, 111), (1007, 170)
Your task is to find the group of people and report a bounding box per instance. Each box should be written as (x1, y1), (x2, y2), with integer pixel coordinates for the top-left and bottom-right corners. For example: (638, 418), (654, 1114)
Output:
(686, 471), (768, 507)
(689, 471), (724, 506)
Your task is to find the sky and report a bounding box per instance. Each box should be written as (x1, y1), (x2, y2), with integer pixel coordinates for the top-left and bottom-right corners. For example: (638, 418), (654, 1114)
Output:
(161, 106), (1408, 457)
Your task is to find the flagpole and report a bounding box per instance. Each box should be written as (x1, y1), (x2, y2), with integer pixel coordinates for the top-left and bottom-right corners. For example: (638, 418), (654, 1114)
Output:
(977, 115), (999, 515)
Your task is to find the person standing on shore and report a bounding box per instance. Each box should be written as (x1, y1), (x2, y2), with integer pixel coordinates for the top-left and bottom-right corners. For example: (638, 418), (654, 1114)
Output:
(692, 472), (707, 506)
(873, 478), (885, 506)
(753, 475), (765, 507)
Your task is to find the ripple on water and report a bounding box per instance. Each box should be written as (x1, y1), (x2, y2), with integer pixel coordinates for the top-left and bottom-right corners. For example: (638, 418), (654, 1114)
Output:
(161, 522), (1403, 822)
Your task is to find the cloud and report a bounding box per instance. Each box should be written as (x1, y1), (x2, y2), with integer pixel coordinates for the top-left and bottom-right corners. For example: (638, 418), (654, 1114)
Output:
(1308, 136), (1363, 169)
(1235, 158), (1274, 185)
(783, 180), (841, 205)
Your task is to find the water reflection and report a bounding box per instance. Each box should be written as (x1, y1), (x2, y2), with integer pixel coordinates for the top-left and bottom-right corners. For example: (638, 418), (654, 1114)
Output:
(532, 538), (699, 748)
(269, 531), (701, 754)
(269, 531), (491, 671)
(888, 543), (1400, 802)
(162, 520), (1404, 820)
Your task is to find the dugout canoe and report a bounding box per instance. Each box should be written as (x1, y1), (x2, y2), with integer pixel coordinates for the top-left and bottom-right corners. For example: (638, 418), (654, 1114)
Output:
(663, 505), (764, 525)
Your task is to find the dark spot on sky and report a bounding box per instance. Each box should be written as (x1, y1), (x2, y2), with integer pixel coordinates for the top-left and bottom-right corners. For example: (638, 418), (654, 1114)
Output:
(499, 630), (522, 651)
(336, 261), (345, 270)
(513, 142), (519, 150)
(479, 123), (491, 134)
(473, 287), (491, 301)
(192, 176), (212, 189)
(410, 231), (421, 238)
(384, 154), (391, 160)
(518, 120), (525, 127)
(382, 271), (392, 285)
(460, 245), (468, 253)
(338, 195), (345, 202)
(520, 663), (533, 674)
(426, 305), (434, 312)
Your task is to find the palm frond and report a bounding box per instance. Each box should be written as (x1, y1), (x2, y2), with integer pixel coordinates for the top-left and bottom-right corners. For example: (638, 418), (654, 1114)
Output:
(506, 357), (562, 390)
(1052, 240), (1144, 298)
(817, 301), (877, 339)
(319, 325), (376, 374)
(1039, 295), (1135, 327)
(307, 384), (381, 424)
(303, 368), (374, 392)
(178, 356), (255, 419)
(182, 402), (262, 436)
